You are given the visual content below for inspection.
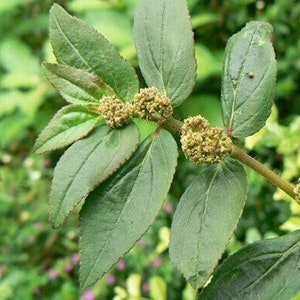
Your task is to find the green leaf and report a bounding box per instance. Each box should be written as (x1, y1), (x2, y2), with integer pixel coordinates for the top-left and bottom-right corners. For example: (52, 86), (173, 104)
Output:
(42, 63), (114, 105)
(34, 105), (100, 154)
(79, 129), (178, 288)
(169, 159), (248, 290)
(199, 230), (300, 300)
(221, 21), (276, 138)
(49, 4), (138, 102)
(134, 0), (197, 107)
(49, 124), (140, 228)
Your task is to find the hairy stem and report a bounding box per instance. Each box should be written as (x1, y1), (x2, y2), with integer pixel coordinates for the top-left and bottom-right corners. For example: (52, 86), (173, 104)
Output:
(232, 145), (296, 199)
(164, 117), (183, 132)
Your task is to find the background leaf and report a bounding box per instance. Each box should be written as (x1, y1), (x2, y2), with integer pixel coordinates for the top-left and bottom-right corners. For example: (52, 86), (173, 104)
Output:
(169, 159), (248, 289)
(49, 4), (138, 102)
(42, 63), (114, 105)
(221, 21), (276, 138)
(49, 124), (140, 228)
(134, 0), (197, 107)
(34, 105), (100, 154)
(199, 230), (300, 300)
(79, 129), (178, 288)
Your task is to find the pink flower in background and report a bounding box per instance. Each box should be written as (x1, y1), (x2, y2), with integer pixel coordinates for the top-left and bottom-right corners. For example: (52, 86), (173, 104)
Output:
(72, 253), (80, 264)
(116, 259), (126, 271)
(152, 256), (162, 268)
(142, 282), (150, 293)
(65, 263), (73, 272)
(34, 222), (44, 231)
(83, 290), (95, 300)
(163, 202), (173, 213)
(32, 287), (41, 295)
(48, 268), (57, 280)
(138, 238), (146, 247)
(107, 274), (116, 285)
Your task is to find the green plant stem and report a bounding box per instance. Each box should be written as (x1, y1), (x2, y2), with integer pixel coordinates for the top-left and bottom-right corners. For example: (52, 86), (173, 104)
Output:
(165, 117), (183, 132)
(232, 145), (296, 199)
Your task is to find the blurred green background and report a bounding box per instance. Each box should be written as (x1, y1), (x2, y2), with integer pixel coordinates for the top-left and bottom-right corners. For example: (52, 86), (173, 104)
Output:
(1, 0), (300, 299)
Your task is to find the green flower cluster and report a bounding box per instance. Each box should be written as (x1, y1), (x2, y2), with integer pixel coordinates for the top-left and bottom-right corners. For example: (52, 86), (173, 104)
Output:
(98, 96), (133, 128)
(181, 116), (233, 164)
(293, 178), (300, 205)
(133, 87), (173, 124)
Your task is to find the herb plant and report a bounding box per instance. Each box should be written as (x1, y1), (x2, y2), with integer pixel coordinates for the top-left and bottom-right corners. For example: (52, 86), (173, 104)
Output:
(35, 1), (300, 298)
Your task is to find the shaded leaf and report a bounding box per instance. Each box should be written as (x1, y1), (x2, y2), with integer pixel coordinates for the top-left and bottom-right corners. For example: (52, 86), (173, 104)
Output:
(199, 230), (300, 300)
(42, 63), (114, 105)
(169, 159), (248, 289)
(49, 124), (140, 228)
(34, 105), (100, 154)
(221, 21), (276, 138)
(49, 4), (138, 102)
(79, 129), (178, 288)
(134, 0), (197, 107)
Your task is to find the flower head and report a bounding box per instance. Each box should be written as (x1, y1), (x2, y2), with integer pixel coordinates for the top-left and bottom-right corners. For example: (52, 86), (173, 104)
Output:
(181, 116), (232, 164)
(98, 96), (133, 128)
(133, 87), (173, 124)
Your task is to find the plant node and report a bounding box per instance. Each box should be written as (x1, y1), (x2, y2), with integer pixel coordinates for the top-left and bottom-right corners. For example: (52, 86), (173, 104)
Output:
(98, 96), (133, 128)
(133, 87), (173, 124)
(181, 116), (233, 164)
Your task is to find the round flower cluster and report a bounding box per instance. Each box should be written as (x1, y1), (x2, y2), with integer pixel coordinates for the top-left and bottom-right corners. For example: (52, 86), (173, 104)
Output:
(293, 178), (300, 205)
(133, 87), (173, 124)
(98, 96), (133, 128)
(181, 115), (233, 164)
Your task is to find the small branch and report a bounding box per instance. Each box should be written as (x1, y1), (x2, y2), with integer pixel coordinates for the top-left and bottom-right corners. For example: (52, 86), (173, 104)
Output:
(164, 117), (183, 132)
(232, 145), (296, 199)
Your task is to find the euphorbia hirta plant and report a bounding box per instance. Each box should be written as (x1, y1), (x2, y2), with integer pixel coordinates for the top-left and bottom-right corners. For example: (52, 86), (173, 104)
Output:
(35, 1), (300, 298)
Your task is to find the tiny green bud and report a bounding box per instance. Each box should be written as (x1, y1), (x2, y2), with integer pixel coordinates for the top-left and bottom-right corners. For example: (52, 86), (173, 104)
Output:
(98, 96), (133, 128)
(181, 115), (233, 164)
(133, 87), (173, 124)
(293, 178), (300, 205)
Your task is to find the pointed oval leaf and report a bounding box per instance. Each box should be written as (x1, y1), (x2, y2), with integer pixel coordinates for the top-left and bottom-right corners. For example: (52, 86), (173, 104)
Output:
(50, 4), (138, 102)
(79, 129), (178, 288)
(134, 0), (197, 107)
(49, 124), (140, 229)
(34, 105), (100, 154)
(169, 159), (248, 289)
(42, 63), (114, 105)
(199, 230), (300, 300)
(221, 21), (276, 138)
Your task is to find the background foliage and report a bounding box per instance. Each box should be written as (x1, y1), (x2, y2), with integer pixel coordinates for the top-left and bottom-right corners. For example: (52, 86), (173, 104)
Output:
(1, 0), (300, 299)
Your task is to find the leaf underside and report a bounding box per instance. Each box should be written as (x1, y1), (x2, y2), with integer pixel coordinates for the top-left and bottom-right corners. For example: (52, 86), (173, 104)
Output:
(79, 129), (178, 289)
(42, 63), (114, 105)
(169, 158), (248, 290)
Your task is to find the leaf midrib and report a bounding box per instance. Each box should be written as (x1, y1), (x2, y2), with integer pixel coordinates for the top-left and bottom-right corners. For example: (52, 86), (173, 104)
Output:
(52, 10), (92, 73)
(236, 240), (300, 296)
